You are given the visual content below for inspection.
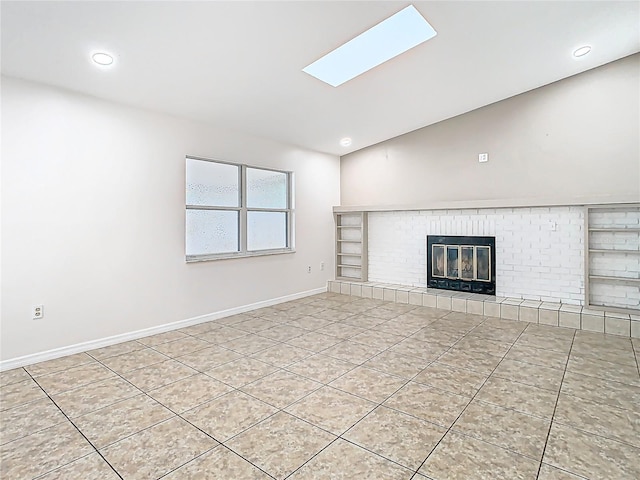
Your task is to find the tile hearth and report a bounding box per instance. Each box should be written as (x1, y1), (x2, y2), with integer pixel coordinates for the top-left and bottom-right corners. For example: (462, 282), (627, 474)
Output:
(1, 292), (640, 479)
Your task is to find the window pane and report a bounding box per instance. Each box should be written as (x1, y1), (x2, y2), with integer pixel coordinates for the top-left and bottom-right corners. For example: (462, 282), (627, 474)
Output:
(186, 210), (239, 255)
(186, 159), (239, 207)
(247, 211), (287, 251)
(246, 168), (287, 209)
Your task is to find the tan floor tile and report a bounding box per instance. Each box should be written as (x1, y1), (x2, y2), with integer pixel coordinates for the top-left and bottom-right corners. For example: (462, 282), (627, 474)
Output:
(525, 323), (575, 339)
(384, 382), (471, 428)
(437, 347), (503, 375)
(476, 376), (558, 419)
(493, 359), (564, 392)
(0, 368), (30, 387)
(410, 326), (464, 346)
(251, 344), (314, 367)
(227, 411), (335, 479)
(285, 316), (333, 331)
(286, 354), (357, 383)
(177, 321), (221, 336)
(351, 329), (406, 349)
(121, 359), (197, 392)
(199, 326), (248, 344)
(330, 366), (406, 403)
(376, 317), (424, 336)
(220, 334), (279, 354)
(0, 378), (47, 411)
(148, 373), (232, 412)
(317, 322), (366, 339)
(544, 422), (640, 479)
(413, 362), (488, 396)
(344, 406), (446, 469)
(206, 357), (279, 387)
(567, 352), (640, 386)
(342, 314), (388, 329)
(137, 330), (189, 346)
(554, 393), (640, 447)
(0, 421), (93, 479)
(504, 344), (569, 370)
(258, 324), (307, 342)
(74, 394), (174, 448)
(363, 350), (430, 378)
(241, 370), (322, 408)
(100, 348), (168, 374)
(37, 453), (121, 479)
(286, 331), (343, 352)
(87, 340), (145, 361)
(36, 362), (116, 395)
(321, 341), (384, 364)
(515, 332), (573, 353)
(452, 400), (550, 459)
(52, 376), (140, 418)
(0, 397), (66, 445)
(470, 322), (525, 343)
(151, 337), (211, 357)
(24, 353), (95, 377)
(163, 445), (271, 479)
(419, 431), (539, 479)
(561, 371), (640, 411)
(175, 345), (242, 371)
(183, 390), (277, 441)
(311, 308), (355, 321)
(389, 338), (448, 361)
(234, 317), (280, 333)
(288, 438), (412, 480)
(101, 417), (217, 479)
(454, 335), (513, 356)
(537, 463), (584, 479)
(285, 386), (376, 435)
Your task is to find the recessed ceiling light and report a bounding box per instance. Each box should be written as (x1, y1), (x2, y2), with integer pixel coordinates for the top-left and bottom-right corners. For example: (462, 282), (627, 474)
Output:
(303, 5), (437, 87)
(92, 52), (114, 66)
(340, 137), (352, 147)
(573, 46), (591, 58)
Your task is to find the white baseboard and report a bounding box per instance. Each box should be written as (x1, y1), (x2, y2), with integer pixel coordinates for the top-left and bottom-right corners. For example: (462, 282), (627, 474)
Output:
(0, 287), (327, 372)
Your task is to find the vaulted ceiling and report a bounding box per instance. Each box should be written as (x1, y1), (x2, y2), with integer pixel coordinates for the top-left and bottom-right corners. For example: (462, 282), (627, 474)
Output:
(2, 1), (638, 155)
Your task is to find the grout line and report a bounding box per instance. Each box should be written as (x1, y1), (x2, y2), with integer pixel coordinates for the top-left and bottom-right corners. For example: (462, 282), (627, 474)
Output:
(534, 329), (576, 480)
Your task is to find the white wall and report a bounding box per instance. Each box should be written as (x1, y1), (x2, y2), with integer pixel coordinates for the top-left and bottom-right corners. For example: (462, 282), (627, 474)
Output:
(341, 54), (640, 208)
(1, 76), (340, 361)
(368, 207), (585, 304)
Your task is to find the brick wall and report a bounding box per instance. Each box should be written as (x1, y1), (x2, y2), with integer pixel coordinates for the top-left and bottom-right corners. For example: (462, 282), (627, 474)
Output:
(368, 207), (585, 304)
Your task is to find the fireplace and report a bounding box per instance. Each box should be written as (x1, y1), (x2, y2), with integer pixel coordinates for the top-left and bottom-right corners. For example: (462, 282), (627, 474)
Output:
(427, 235), (496, 295)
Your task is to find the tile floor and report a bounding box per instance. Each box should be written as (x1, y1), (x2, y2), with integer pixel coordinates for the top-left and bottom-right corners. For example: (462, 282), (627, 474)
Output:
(1, 292), (639, 479)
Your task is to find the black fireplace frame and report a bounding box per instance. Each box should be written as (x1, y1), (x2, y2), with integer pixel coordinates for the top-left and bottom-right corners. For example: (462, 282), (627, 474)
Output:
(426, 235), (496, 295)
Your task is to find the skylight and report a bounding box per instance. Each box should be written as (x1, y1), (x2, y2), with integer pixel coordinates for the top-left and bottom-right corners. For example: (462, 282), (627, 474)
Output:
(302, 5), (437, 87)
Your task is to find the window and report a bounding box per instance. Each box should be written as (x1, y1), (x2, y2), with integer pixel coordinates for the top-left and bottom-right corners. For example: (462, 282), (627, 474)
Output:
(185, 156), (293, 261)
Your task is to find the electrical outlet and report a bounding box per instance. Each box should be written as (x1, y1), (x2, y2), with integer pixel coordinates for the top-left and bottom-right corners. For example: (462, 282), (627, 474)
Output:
(32, 305), (44, 320)
(320, 262), (325, 271)
(307, 265), (312, 273)
(478, 153), (489, 163)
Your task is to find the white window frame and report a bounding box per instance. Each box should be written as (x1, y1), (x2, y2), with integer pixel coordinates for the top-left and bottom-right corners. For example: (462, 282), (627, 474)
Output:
(186, 155), (294, 262)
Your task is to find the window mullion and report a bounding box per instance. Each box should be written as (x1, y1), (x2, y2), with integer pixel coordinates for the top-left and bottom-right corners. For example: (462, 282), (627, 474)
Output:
(240, 165), (247, 254)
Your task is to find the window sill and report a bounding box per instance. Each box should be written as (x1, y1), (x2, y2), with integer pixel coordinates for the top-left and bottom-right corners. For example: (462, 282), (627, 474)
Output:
(186, 248), (295, 263)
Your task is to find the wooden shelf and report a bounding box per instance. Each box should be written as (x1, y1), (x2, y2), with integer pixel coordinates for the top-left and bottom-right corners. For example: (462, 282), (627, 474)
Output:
(337, 253), (362, 257)
(337, 240), (361, 243)
(589, 228), (640, 233)
(338, 264), (362, 269)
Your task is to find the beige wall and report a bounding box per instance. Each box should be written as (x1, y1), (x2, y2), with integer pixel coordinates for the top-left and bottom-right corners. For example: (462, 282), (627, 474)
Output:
(1, 76), (340, 361)
(341, 54), (640, 208)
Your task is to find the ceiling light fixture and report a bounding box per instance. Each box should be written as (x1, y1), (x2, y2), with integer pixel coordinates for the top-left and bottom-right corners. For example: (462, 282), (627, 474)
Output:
(340, 138), (352, 147)
(303, 5), (437, 87)
(573, 45), (591, 58)
(92, 52), (114, 66)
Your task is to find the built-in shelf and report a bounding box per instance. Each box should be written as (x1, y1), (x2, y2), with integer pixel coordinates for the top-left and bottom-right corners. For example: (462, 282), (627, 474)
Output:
(589, 275), (640, 284)
(585, 204), (640, 314)
(589, 249), (640, 254)
(335, 212), (368, 282)
(589, 228), (640, 233)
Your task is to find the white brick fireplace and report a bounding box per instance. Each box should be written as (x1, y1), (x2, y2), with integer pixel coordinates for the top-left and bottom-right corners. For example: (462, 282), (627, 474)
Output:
(368, 206), (585, 305)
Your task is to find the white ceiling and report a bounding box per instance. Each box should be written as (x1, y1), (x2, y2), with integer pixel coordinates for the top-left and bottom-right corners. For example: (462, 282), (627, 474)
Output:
(2, 1), (639, 156)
